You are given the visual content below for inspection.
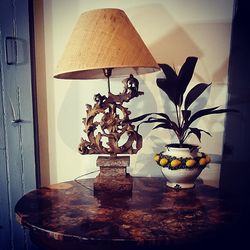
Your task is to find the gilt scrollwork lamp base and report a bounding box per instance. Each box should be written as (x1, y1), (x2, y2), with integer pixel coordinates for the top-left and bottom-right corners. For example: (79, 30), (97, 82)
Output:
(78, 75), (143, 193)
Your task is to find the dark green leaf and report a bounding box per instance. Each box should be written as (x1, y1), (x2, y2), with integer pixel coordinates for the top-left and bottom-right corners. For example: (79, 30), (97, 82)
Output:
(156, 78), (179, 106)
(124, 112), (172, 124)
(153, 123), (173, 130)
(178, 57), (198, 87)
(182, 110), (191, 122)
(188, 128), (201, 141)
(156, 113), (172, 120)
(157, 58), (198, 107)
(187, 127), (212, 142)
(208, 108), (238, 114)
(177, 57), (198, 106)
(186, 106), (220, 127)
(128, 113), (175, 132)
(184, 83), (211, 110)
(147, 118), (170, 123)
(186, 107), (238, 128)
(159, 63), (177, 80)
(124, 113), (153, 123)
(156, 63), (180, 106)
(136, 117), (172, 132)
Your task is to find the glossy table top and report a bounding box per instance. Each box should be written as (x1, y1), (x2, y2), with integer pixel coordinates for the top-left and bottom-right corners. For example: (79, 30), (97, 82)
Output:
(15, 177), (243, 249)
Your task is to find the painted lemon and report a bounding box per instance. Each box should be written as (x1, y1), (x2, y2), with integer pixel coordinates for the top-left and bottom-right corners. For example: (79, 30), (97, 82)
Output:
(170, 159), (181, 167)
(186, 159), (196, 167)
(159, 158), (168, 166)
(199, 158), (207, 166)
(205, 155), (211, 163)
(154, 154), (160, 162)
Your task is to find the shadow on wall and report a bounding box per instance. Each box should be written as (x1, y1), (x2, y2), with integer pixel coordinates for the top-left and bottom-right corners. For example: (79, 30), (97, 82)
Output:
(57, 3), (231, 178)
(149, 22), (231, 83)
(57, 76), (157, 152)
(129, 4), (231, 82)
(128, 4), (202, 64)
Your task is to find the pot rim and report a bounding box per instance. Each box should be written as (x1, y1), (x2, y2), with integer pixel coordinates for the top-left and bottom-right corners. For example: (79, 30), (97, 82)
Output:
(165, 143), (199, 150)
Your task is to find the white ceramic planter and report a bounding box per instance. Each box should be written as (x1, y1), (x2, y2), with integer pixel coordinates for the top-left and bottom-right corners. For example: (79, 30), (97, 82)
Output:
(165, 144), (200, 158)
(155, 144), (209, 189)
(161, 167), (203, 189)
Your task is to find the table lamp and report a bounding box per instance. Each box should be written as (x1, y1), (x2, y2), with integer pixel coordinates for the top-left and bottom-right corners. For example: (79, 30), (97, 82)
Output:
(54, 8), (159, 193)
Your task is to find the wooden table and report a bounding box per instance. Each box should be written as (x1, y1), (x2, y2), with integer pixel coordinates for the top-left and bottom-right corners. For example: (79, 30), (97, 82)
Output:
(15, 177), (247, 250)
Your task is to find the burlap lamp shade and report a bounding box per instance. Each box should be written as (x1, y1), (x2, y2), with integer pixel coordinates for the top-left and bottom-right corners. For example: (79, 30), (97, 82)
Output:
(54, 8), (159, 79)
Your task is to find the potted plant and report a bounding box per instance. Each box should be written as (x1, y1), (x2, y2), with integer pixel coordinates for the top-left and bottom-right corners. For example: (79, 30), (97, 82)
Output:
(127, 56), (236, 189)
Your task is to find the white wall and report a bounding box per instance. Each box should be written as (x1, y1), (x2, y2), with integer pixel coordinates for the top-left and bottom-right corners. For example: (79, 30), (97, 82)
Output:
(39, 0), (234, 186)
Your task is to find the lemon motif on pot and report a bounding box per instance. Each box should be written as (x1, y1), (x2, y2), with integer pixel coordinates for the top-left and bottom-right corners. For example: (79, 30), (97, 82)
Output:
(199, 158), (207, 166)
(170, 159), (181, 167)
(159, 158), (168, 167)
(186, 159), (196, 167)
(154, 154), (160, 162)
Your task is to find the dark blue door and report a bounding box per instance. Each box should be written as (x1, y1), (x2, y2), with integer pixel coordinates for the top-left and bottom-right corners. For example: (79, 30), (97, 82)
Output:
(0, 0), (38, 249)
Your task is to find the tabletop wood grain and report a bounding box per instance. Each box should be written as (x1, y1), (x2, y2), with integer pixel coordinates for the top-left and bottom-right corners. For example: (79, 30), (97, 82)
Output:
(15, 177), (246, 250)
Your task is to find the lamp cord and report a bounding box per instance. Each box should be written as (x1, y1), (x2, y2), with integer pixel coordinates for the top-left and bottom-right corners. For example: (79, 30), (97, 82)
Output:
(74, 170), (100, 192)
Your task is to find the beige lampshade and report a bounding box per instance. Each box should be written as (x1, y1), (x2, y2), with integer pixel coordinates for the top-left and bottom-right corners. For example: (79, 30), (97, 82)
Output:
(54, 8), (159, 79)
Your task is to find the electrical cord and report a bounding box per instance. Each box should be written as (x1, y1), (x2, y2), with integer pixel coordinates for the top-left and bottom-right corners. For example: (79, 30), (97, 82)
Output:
(74, 170), (100, 191)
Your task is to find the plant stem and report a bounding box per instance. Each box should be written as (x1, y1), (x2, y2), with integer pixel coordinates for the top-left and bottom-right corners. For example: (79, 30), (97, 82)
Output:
(179, 105), (183, 126)
(175, 105), (181, 145)
(182, 131), (189, 143)
(175, 104), (186, 145)
(175, 105), (181, 128)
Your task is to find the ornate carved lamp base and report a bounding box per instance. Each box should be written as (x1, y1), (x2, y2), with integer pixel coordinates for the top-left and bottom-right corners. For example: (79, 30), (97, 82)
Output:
(78, 74), (143, 194)
(94, 156), (133, 194)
